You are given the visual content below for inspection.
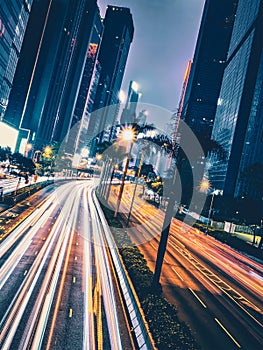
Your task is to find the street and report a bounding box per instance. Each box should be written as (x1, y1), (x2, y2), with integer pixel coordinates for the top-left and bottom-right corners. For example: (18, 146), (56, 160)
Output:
(108, 184), (263, 350)
(0, 180), (133, 350)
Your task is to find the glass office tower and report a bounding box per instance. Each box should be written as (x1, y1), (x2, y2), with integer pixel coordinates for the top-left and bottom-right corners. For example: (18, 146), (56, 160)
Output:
(209, 0), (263, 203)
(0, 0), (33, 119)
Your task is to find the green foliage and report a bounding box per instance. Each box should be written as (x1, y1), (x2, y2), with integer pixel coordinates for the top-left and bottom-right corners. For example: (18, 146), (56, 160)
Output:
(11, 152), (35, 174)
(0, 146), (12, 161)
(148, 180), (163, 196)
(194, 222), (263, 258)
(142, 294), (198, 350)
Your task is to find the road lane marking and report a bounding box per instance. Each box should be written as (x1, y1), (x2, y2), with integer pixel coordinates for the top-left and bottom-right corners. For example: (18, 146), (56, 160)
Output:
(189, 288), (207, 308)
(214, 318), (241, 348)
(149, 242), (156, 250)
(174, 240), (185, 249)
(169, 237), (263, 326)
(171, 267), (184, 281)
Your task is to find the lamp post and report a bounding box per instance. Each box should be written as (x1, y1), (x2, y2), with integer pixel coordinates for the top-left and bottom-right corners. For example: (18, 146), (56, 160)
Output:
(114, 127), (135, 218)
(106, 163), (119, 201)
(200, 179), (217, 233)
(43, 145), (53, 178)
(126, 142), (146, 226)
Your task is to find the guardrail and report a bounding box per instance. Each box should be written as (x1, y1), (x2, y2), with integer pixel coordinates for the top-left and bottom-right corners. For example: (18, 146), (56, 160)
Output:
(0, 180), (54, 205)
(92, 190), (157, 350)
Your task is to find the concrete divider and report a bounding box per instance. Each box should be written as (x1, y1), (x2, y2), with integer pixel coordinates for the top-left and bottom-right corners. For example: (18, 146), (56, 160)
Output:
(92, 190), (157, 350)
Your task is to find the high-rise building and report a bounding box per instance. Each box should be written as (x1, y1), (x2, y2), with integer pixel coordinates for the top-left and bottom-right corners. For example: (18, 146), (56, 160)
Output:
(47, 0), (99, 147)
(72, 9), (104, 153)
(209, 0), (263, 204)
(4, 0), (98, 153)
(87, 5), (134, 149)
(0, 0), (33, 120)
(181, 0), (237, 138)
(120, 80), (141, 124)
(3, 0), (52, 131)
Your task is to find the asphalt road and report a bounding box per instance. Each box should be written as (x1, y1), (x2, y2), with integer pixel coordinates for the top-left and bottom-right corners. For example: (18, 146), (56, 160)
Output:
(108, 183), (263, 350)
(0, 180), (134, 350)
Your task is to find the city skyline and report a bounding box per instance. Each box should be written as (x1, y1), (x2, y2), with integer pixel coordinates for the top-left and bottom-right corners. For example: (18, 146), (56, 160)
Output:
(98, 0), (205, 112)
(0, 1), (263, 350)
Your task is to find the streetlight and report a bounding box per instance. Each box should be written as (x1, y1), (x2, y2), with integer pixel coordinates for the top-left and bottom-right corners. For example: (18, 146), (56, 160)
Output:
(114, 126), (135, 217)
(43, 145), (53, 178)
(200, 179), (218, 233)
(126, 141), (147, 226)
(106, 163), (119, 201)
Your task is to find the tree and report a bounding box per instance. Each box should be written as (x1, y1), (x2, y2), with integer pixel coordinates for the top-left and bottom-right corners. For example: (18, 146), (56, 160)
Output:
(152, 129), (227, 288)
(11, 152), (35, 174)
(0, 146), (11, 162)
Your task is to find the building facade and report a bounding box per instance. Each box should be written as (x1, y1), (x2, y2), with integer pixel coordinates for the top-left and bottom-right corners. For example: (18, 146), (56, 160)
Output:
(0, 0), (33, 120)
(87, 5), (134, 151)
(3, 0), (52, 132)
(4, 0), (98, 153)
(120, 80), (141, 124)
(72, 8), (103, 153)
(181, 0), (237, 139)
(209, 0), (263, 204)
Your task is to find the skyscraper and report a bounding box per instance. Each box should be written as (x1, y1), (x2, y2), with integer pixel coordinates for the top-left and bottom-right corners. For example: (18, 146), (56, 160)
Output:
(72, 8), (103, 153)
(3, 0), (51, 132)
(44, 0), (99, 147)
(181, 0), (237, 138)
(209, 0), (263, 205)
(4, 0), (98, 153)
(120, 80), (141, 124)
(0, 0), (33, 120)
(87, 5), (134, 150)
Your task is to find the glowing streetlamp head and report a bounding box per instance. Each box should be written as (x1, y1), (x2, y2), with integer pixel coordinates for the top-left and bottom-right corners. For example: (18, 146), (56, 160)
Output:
(43, 145), (52, 159)
(200, 179), (210, 192)
(120, 127), (135, 142)
(44, 145), (52, 155)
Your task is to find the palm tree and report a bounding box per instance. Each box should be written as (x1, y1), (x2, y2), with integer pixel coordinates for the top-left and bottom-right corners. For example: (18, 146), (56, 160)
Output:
(152, 131), (226, 288)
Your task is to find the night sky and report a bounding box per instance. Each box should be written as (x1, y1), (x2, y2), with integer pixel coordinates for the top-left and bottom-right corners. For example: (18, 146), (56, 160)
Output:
(98, 0), (205, 114)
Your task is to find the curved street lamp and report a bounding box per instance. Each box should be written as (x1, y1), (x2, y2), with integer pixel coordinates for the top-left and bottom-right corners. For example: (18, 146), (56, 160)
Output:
(114, 127), (135, 217)
(200, 178), (221, 233)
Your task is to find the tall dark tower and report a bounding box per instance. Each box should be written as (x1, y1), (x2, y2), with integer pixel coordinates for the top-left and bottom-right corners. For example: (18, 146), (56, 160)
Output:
(120, 80), (141, 124)
(72, 8), (104, 153)
(0, 0), (33, 121)
(3, 0), (51, 132)
(181, 0), (237, 138)
(87, 5), (134, 149)
(5, 0), (99, 152)
(209, 0), (263, 212)
(45, 1), (99, 146)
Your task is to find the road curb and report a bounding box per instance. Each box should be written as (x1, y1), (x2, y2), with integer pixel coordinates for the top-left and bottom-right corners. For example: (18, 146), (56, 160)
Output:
(92, 190), (157, 350)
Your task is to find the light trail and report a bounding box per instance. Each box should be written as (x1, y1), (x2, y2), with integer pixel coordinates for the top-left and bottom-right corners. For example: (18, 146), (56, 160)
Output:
(89, 189), (123, 350)
(0, 183), (80, 349)
(82, 189), (96, 350)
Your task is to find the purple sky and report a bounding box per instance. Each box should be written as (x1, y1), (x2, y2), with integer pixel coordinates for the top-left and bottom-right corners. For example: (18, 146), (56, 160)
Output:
(98, 0), (205, 113)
